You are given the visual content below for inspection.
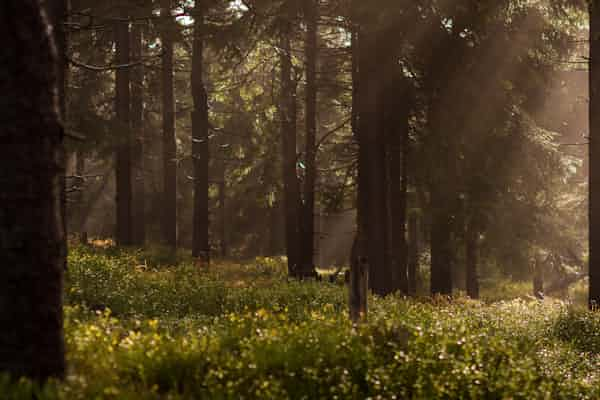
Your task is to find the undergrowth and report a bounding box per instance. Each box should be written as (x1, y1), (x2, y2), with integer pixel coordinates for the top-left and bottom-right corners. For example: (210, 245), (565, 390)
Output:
(4, 245), (600, 399)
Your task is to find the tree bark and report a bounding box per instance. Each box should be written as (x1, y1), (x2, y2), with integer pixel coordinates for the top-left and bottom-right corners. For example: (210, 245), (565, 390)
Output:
(408, 212), (419, 296)
(191, 1), (210, 263)
(465, 217), (479, 299)
(280, 21), (302, 277)
(131, 22), (146, 246)
(357, 23), (390, 297)
(300, 0), (318, 278)
(161, 0), (177, 249)
(385, 78), (409, 294)
(115, 16), (133, 246)
(45, 0), (68, 269)
(0, 0), (66, 380)
(590, 0), (600, 309)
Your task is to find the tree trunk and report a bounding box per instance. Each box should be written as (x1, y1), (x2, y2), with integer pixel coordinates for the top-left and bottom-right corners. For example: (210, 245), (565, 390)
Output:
(191, 1), (210, 263)
(115, 16), (133, 246)
(408, 212), (419, 296)
(131, 22), (146, 246)
(357, 24), (390, 297)
(386, 78), (409, 294)
(430, 202), (453, 295)
(45, 0), (68, 269)
(161, 0), (177, 249)
(465, 217), (479, 299)
(590, 0), (600, 309)
(280, 23), (302, 277)
(219, 171), (227, 258)
(0, 0), (66, 380)
(300, 0), (318, 278)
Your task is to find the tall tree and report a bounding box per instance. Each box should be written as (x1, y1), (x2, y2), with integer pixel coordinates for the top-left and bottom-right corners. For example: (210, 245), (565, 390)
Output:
(115, 10), (133, 246)
(131, 21), (146, 246)
(590, 0), (600, 309)
(279, 11), (302, 277)
(191, 0), (210, 263)
(45, 0), (68, 268)
(0, 0), (66, 380)
(161, 0), (177, 248)
(300, 0), (318, 278)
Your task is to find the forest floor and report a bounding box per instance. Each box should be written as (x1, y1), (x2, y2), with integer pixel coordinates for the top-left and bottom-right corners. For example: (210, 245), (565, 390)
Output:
(5, 245), (600, 399)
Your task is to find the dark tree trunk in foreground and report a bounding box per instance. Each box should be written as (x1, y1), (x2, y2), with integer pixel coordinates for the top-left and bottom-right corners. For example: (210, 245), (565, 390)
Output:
(191, 1), (210, 263)
(590, 0), (600, 309)
(131, 23), (146, 246)
(0, 0), (66, 380)
(280, 23), (302, 277)
(300, 0), (318, 278)
(161, 0), (177, 249)
(45, 0), (68, 269)
(115, 17), (133, 246)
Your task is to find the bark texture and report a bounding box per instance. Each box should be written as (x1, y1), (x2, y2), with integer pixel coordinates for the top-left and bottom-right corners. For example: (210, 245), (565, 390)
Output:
(0, 0), (66, 380)
(590, 0), (600, 309)
(131, 22), (146, 246)
(301, 0), (318, 278)
(191, 1), (210, 262)
(280, 21), (302, 277)
(115, 17), (133, 246)
(161, 0), (177, 248)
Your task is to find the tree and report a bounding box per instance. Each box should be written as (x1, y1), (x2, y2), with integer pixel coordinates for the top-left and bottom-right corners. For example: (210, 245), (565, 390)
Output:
(192, 0), (211, 263)
(300, 0), (319, 278)
(0, 0), (66, 380)
(279, 7), (302, 277)
(115, 7), (133, 246)
(131, 18), (146, 246)
(161, 0), (177, 249)
(590, 0), (600, 309)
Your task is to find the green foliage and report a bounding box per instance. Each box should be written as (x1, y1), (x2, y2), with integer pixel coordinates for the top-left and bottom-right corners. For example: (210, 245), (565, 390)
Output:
(0, 248), (580, 398)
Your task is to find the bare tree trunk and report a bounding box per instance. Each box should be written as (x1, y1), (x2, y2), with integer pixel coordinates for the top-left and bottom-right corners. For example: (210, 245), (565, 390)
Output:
(219, 170), (227, 258)
(300, 0), (318, 278)
(191, 1), (210, 263)
(161, 0), (177, 249)
(357, 25), (390, 297)
(408, 212), (419, 295)
(131, 22), (146, 246)
(465, 217), (479, 299)
(45, 0), (68, 268)
(386, 78), (409, 294)
(590, 0), (600, 309)
(115, 15), (133, 246)
(0, 0), (66, 380)
(350, 25), (369, 320)
(280, 23), (302, 278)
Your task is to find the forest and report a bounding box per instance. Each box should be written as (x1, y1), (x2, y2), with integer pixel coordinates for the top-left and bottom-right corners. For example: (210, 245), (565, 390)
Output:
(3, 0), (600, 398)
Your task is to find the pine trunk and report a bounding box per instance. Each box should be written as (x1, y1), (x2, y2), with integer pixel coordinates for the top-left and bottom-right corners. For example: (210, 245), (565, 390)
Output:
(191, 1), (210, 263)
(131, 23), (146, 246)
(0, 0), (66, 380)
(590, 0), (600, 309)
(301, 0), (318, 278)
(408, 212), (419, 295)
(465, 218), (479, 299)
(115, 17), (133, 246)
(280, 25), (302, 277)
(161, 0), (177, 249)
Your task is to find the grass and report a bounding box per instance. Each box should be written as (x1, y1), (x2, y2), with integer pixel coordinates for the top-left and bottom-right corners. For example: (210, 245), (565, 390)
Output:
(4, 245), (600, 399)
